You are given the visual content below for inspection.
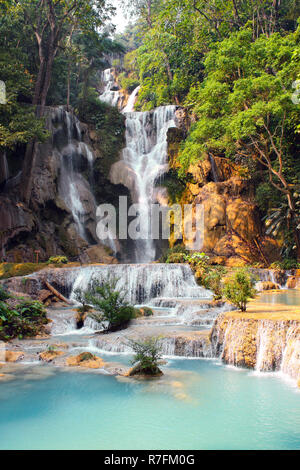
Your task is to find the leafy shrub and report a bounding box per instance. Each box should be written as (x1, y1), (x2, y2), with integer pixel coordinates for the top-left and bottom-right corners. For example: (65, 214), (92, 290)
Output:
(47, 256), (68, 265)
(222, 269), (256, 312)
(159, 244), (189, 263)
(84, 278), (135, 333)
(166, 253), (187, 264)
(201, 266), (226, 300)
(0, 263), (47, 279)
(128, 337), (163, 376)
(0, 285), (10, 301)
(184, 252), (210, 269)
(119, 72), (140, 93)
(270, 259), (300, 270)
(73, 288), (93, 314)
(0, 299), (47, 341)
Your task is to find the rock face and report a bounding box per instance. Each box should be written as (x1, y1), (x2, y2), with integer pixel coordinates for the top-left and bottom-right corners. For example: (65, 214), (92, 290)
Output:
(167, 127), (279, 265)
(0, 106), (127, 263)
(210, 310), (300, 385)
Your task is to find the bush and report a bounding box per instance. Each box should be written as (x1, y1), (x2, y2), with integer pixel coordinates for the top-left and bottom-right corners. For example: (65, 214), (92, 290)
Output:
(128, 337), (163, 376)
(222, 269), (256, 312)
(0, 285), (10, 301)
(184, 252), (210, 269)
(166, 253), (187, 264)
(47, 256), (68, 265)
(270, 259), (300, 270)
(159, 244), (189, 263)
(201, 266), (226, 300)
(0, 299), (48, 341)
(0, 263), (47, 279)
(73, 288), (93, 315)
(84, 278), (135, 333)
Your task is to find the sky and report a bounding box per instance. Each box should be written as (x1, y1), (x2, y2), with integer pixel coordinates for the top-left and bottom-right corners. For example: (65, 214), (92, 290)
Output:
(111, 0), (130, 33)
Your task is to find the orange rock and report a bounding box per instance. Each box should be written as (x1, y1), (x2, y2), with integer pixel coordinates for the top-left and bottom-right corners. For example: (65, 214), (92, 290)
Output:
(39, 350), (64, 362)
(66, 352), (105, 369)
(5, 351), (24, 362)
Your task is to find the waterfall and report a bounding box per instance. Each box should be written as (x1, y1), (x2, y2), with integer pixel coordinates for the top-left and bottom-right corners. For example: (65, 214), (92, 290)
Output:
(208, 154), (219, 182)
(109, 101), (177, 261)
(99, 69), (121, 107)
(69, 263), (212, 304)
(211, 314), (300, 384)
(99, 70), (178, 261)
(51, 107), (96, 240)
(123, 86), (140, 112)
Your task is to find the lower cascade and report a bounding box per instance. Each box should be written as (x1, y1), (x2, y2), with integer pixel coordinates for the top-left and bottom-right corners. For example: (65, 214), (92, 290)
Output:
(211, 314), (300, 385)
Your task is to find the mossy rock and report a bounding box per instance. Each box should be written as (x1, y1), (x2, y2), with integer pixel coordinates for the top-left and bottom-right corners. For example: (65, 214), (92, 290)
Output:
(0, 263), (47, 279)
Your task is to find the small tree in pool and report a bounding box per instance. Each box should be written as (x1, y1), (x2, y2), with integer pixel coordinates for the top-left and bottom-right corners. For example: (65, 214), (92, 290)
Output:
(222, 268), (256, 312)
(85, 278), (136, 333)
(128, 337), (163, 376)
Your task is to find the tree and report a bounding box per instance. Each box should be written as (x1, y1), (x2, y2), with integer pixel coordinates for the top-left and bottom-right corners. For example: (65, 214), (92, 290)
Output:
(84, 278), (136, 332)
(179, 27), (300, 258)
(128, 336), (163, 376)
(14, 0), (114, 203)
(222, 268), (256, 311)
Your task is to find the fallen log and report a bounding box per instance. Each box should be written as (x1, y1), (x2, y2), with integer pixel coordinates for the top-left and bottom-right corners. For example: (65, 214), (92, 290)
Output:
(45, 281), (73, 305)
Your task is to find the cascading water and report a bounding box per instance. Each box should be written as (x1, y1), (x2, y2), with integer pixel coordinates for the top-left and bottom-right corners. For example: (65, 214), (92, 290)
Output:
(99, 69), (121, 107)
(69, 263), (212, 305)
(51, 107), (96, 241)
(101, 73), (177, 262)
(120, 105), (176, 261)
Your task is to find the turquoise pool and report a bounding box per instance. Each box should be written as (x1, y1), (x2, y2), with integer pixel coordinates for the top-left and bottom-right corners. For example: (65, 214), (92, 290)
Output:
(0, 358), (299, 450)
(258, 289), (300, 306)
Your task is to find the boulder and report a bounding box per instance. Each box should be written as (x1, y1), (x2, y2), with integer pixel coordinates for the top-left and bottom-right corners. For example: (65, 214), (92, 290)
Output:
(5, 351), (24, 362)
(66, 352), (105, 369)
(39, 350), (65, 362)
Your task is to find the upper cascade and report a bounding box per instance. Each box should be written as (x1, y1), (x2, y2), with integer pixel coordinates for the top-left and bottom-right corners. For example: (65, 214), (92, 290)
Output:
(99, 68), (121, 107)
(99, 70), (178, 262)
(69, 263), (212, 305)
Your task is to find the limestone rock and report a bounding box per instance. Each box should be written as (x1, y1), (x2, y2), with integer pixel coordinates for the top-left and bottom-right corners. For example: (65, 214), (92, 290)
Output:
(66, 352), (105, 369)
(39, 350), (65, 362)
(5, 351), (24, 362)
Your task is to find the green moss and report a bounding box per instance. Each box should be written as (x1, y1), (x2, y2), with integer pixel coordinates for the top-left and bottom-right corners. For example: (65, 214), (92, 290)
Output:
(76, 94), (125, 178)
(0, 263), (47, 279)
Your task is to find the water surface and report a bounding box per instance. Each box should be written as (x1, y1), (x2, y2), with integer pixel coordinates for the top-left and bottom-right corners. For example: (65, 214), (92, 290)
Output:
(0, 358), (299, 450)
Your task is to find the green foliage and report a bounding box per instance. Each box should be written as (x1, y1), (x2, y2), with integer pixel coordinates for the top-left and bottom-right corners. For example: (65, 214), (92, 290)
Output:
(76, 91), (125, 175)
(0, 55), (48, 149)
(0, 285), (10, 301)
(159, 244), (189, 263)
(0, 263), (47, 279)
(166, 252), (187, 264)
(160, 169), (191, 204)
(119, 72), (140, 93)
(184, 252), (210, 269)
(0, 298), (47, 341)
(84, 278), (135, 332)
(270, 259), (300, 270)
(201, 266), (227, 300)
(47, 256), (68, 265)
(222, 269), (256, 311)
(73, 287), (93, 314)
(128, 336), (162, 375)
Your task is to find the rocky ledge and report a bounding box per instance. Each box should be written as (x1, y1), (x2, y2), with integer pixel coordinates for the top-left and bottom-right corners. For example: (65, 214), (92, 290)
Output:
(210, 302), (300, 386)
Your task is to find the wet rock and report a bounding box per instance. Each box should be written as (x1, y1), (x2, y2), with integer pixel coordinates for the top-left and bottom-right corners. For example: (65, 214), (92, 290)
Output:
(39, 350), (65, 362)
(66, 352), (105, 369)
(5, 351), (24, 363)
